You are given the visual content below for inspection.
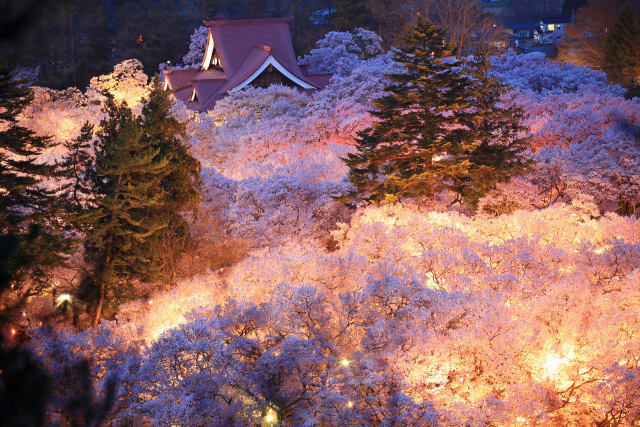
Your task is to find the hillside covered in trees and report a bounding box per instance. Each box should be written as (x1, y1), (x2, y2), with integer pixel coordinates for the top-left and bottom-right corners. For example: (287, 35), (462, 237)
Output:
(2, 2), (640, 425)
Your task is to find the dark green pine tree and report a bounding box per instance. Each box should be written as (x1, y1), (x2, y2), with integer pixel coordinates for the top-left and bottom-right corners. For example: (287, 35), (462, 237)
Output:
(60, 122), (95, 211)
(456, 53), (532, 208)
(603, 3), (640, 88)
(343, 19), (473, 206)
(83, 97), (172, 329)
(342, 19), (531, 209)
(0, 63), (70, 293)
(333, 0), (370, 31)
(139, 78), (201, 280)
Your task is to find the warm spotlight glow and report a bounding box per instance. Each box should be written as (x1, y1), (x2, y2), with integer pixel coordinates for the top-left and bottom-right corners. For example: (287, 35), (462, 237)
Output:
(536, 345), (576, 390)
(542, 352), (570, 379)
(55, 293), (72, 308)
(347, 400), (354, 408)
(10, 328), (16, 336)
(340, 359), (350, 367)
(264, 408), (277, 423)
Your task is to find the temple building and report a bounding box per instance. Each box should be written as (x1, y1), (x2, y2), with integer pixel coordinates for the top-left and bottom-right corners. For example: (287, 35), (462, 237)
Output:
(162, 17), (331, 111)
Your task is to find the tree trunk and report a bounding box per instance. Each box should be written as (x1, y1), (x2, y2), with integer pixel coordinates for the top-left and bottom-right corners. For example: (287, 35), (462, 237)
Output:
(92, 253), (111, 329)
(91, 276), (105, 329)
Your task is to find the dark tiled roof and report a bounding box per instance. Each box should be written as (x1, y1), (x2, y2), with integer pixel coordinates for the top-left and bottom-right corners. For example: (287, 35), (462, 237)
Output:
(163, 18), (331, 111)
(504, 21), (538, 30)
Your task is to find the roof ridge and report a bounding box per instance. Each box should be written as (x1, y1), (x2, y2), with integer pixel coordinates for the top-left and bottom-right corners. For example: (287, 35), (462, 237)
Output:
(203, 17), (293, 27)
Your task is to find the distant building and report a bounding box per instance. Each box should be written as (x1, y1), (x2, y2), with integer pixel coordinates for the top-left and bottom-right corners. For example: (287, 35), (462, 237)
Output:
(484, 0), (574, 54)
(502, 13), (573, 53)
(310, 8), (335, 26)
(162, 18), (331, 111)
(539, 15), (573, 33)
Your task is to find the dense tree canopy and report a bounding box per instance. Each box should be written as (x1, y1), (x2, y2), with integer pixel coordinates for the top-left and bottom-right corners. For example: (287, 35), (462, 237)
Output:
(602, 3), (640, 87)
(0, 64), (69, 294)
(2, 20), (640, 426)
(558, 0), (640, 69)
(344, 19), (529, 208)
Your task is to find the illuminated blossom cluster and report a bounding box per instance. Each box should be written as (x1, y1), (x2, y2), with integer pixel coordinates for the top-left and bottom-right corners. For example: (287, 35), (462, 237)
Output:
(299, 27), (384, 76)
(181, 25), (209, 67)
(31, 202), (640, 424)
(21, 32), (640, 425)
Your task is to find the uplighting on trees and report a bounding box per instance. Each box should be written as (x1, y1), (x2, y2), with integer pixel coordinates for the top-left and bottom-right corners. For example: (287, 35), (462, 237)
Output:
(55, 293), (72, 307)
(264, 407), (278, 424)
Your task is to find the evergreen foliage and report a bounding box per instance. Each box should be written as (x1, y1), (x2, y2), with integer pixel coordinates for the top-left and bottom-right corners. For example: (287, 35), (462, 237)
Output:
(60, 122), (95, 212)
(603, 3), (640, 88)
(342, 19), (531, 209)
(82, 97), (170, 328)
(142, 78), (201, 214)
(139, 78), (201, 280)
(80, 82), (200, 328)
(0, 63), (69, 292)
(461, 53), (532, 205)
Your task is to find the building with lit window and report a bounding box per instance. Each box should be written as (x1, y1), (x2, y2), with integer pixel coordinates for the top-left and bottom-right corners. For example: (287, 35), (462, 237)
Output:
(162, 17), (331, 111)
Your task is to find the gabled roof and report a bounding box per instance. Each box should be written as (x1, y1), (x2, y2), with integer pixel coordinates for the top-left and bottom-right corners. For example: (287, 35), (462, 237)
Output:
(163, 17), (332, 111)
(540, 16), (573, 24)
(204, 18), (293, 74)
(505, 21), (539, 31)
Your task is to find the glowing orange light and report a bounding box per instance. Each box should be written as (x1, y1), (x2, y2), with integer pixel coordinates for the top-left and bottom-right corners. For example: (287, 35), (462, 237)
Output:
(10, 328), (16, 336)
(347, 400), (354, 408)
(56, 293), (73, 308)
(534, 345), (576, 389)
(264, 408), (277, 423)
(542, 352), (570, 380)
(340, 359), (350, 367)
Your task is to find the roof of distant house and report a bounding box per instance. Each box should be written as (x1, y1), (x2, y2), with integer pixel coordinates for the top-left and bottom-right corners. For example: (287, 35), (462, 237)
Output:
(540, 16), (573, 24)
(504, 21), (539, 31)
(162, 17), (331, 111)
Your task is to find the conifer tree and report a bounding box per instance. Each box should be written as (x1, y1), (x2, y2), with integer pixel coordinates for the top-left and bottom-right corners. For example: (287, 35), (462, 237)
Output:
(342, 19), (531, 209)
(83, 97), (172, 329)
(457, 53), (532, 206)
(343, 19), (471, 205)
(81, 82), (200, 328)
(139, 78), (201, 280)
(60, 122), (95, 211)
(0, 63), (69, 292)
(603, 3), (640, 88)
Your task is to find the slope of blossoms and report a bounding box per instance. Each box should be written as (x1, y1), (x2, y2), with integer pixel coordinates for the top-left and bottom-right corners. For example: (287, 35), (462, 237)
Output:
(32, 202), (640, 425)
(22, 29), (640, 425)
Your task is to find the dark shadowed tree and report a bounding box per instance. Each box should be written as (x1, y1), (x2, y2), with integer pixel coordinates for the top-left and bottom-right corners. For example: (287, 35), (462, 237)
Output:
(558, 0), (640, 69)
(366, 0), (427, 47)
(81, 96), (171, 329)
(80, 81), (200, 328)
(114, 0), (192, 77)
(139, 78), (201, 280)
(0, 64), (70, 296)
(602, 3), (640, 87)
(342, 20), (530, 209)
(0, 0), (113, 89)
